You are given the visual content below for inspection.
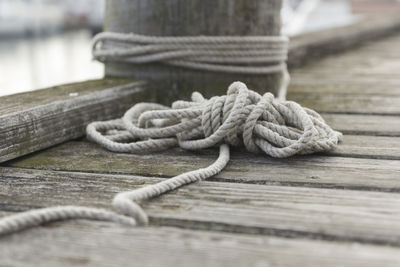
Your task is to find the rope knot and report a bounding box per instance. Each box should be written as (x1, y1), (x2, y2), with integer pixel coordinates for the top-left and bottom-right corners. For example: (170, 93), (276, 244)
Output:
(87, 81), (342, 158)
(0, 81), (343, 236)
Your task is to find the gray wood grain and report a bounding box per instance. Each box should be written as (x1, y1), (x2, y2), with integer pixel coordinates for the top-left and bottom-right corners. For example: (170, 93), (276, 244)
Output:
(2, 167), (400, 245)
(289, 75), (400, 96)
(104, 0), (283, 101)
(328, 135), (400, 160)
(288, 33), (400, 113)
(1, 219), (400, 267)
(289, 16), (400, 67)
(5, 141), (400, 191)
(323, 114), (400, 136)
(292, 34), (400, 75)
(0, 79), (147, 163)
(289, 32), (400, 96)
(288, 92), (400, 115)
(0, 79), (131, 116)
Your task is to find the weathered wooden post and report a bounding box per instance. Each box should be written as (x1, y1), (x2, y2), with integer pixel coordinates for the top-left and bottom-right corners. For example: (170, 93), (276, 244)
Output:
(103, 0), (283, 103)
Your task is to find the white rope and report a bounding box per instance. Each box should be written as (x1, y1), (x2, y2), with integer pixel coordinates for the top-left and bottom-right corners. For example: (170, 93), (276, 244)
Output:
(0, 32), (339, 235)
(0, 81), (342, 236)
(92, 32), (291, 99)
(92, 32), (289, 74)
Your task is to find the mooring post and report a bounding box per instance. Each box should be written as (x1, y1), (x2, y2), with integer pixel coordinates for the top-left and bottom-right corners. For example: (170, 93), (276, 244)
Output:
(104, 0), (283, 103)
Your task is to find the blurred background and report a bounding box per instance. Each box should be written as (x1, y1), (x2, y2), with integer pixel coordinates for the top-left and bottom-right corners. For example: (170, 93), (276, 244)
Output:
(0, 0), (399, 96)
(0, 0), (104, 96)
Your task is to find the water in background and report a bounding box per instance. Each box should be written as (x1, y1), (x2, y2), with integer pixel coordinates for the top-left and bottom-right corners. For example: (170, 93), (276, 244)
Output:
(0, 30), (103, 96)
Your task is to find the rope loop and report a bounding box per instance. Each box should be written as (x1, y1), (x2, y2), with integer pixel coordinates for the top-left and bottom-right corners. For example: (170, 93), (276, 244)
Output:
(92, 31), (291, 100)
(0, 81), (342, 236)
(87, 81), (342, 158)
(0, 29), (343, 237)
(92, 32), (289, 75)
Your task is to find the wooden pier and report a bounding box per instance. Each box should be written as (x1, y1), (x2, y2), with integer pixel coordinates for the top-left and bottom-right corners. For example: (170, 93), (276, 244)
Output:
(1, 29), (400, 267)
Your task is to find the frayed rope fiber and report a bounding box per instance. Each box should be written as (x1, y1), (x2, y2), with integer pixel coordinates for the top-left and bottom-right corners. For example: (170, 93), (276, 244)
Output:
(0, 81), (342, 236)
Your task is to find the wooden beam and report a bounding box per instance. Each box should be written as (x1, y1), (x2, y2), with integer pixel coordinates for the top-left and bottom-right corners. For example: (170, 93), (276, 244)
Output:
(1, 218), (400, 267)
(5, 140), (400, 191)
(328, 135), (400, 160)
(289, 16), (400, 67)
(287, 34), (400, 113)
(323, 114), (400, 136)
(289, 76), (400, 96)
(104, 0), (283, 101)
(288, 92), (400, 115)
(2, 167), (400, 245)
(0, 79), (147, 163)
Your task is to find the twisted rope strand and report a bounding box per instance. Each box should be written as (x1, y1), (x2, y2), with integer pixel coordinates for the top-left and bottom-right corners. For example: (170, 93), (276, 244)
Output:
(92, 32), (288, 45)
(0, 82), (342, 236)
(92, 32), (289, 75)
(0, 206), (137, 236)
(92, 31), (291, 100)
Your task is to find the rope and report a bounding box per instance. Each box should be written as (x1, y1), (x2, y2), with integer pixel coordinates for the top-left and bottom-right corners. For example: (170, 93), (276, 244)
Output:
(92, 32), (291, 100)
(0, 81), (342, 236)
(92, 32), (289, 75)
(0, 32), (340, 235)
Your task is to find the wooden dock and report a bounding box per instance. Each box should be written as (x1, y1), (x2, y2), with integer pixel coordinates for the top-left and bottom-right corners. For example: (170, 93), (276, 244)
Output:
(0, 33), (400, 266)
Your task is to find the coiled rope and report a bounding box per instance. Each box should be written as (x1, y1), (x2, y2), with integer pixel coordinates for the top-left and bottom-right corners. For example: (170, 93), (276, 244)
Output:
(92, 32), (289, 75)
(92, 32), (291, 100)
(0, 33), (342, 236)
(0, 81), (342, 235)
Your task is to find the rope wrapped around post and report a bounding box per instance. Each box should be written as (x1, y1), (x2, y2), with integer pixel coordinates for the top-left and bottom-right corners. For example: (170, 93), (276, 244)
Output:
(92, 32), (291, 100)
(92, 32), (289, 75)
(0, 81), (342, 236)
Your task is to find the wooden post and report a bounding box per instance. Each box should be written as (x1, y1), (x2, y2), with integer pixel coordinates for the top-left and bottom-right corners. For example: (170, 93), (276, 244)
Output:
(104, 0), (283, 103)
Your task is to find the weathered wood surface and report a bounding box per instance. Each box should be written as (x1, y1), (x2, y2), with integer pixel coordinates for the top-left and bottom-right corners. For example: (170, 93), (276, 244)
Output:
(289, 77), (400, 96)
(291, 34), (400, 76)
(104, 0), (283, 99)
(6, 141), (400, 191)
(329, 135), (400, 160)
(0, 79), (146, 163)
(288, 34), (400, 115)
(2, 221), (399, 267)
(289, 16), (400, 67)
(288, 92), (400, 115)
(2, 167), (400, 246)
(323, 114), (400, 136)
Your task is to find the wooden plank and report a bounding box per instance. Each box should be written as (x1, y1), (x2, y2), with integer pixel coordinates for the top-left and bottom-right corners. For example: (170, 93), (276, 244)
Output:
(288, 34), (400, 96)
(323, 114), (400, 136)
(0, 79), (127, 116)
(289, 76), (400, 96)
(289, 16), (400, 67)
(291, 35), (400, 74)
(328, 135), (400, 160)
(5, 141), (400, 192)
(293, 57), (400, 76)
(1, 220), (399, 267)
(2, 167), (400, 245)
(293, 53), (400, 76)
(287, 92), (400, 115)
(0, 79), (132, 116)
(0, 79), (148, 163)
